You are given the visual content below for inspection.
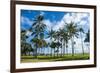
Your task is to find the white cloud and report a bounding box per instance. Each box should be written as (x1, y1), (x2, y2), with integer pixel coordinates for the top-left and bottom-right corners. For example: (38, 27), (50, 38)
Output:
(40, 11), (45, 16)
(53, 20), (65, 31)
(42, 12), (89, 33)
(63, 12), (89, 24)
(53, 12), (89, 31)
(63, 13), (74, 23)
(21, 16), (33, 26)
(43, 19), (53, 31)
(79, 20), (88, 25)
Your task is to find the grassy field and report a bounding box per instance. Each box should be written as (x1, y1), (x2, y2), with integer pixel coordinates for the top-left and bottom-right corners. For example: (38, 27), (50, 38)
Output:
(21, 53), (89, 63)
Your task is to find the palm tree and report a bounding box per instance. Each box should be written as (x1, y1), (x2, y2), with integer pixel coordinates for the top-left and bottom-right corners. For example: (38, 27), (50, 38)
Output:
(47, 29), (55, 57)
(21, 30), (30, 56)
(21, 40), (33, 56)
(31, 38), (39, 58)
(65, 21), (79, 56)
(29, 14), (46, 58)
(59, 29), (65, 57)
(54, 31), (61, 57)
(50, 41), (58, 57)
(79, 27), (84, 55)
(63, 32), (69, 56)
(39, 39), (48, 56)
(84, 30), (90, 52)
(58, 28), (69, 57)
(84, 30), (90, 42)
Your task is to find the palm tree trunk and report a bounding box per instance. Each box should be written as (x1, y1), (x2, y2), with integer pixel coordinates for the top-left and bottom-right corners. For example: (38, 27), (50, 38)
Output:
(71, 37), (74, 56)
(51, 48), (52, 57)
(61, 41), (63, 57)
(35, 44), (38, 58)
(80, 32), (84, 55)
(57, 38), (60, 57)
(57, 47), (59, 58)
(63, 40), (65, 57)
(66, 45), (68, 55)
(54, 49), (55, 58)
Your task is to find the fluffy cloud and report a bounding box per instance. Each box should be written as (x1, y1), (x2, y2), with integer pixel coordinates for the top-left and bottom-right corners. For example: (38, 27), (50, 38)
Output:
(53, 20), (65, 31)
(48, 12), (90, 31)
(21, 16), (33, 26)
(43, 19), (53, 31)
(63, 12), (89, 25)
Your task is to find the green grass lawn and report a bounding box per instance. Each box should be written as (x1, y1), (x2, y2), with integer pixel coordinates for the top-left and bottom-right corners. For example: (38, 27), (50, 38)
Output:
(21, 53), (89, 63)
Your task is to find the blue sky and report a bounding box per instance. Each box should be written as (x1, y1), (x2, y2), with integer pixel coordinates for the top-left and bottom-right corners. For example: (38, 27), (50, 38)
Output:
(21, 10), (65, 22)
(21, 9), (90, 54)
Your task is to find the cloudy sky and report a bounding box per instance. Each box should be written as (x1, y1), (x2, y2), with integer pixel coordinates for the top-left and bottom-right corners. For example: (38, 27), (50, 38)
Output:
(21, 9), (90, 54)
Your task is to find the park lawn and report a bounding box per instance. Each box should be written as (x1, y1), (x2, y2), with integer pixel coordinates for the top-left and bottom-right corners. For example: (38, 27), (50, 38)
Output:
(21, 53), (89, 63)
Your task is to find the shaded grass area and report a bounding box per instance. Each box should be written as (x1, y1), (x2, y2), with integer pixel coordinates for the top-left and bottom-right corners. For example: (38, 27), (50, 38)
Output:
(21, 53), (89, 63)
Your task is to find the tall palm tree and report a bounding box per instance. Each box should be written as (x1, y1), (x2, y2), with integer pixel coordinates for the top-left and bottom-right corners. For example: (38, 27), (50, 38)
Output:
(31, 38), (39, 58)
(47, 29), (55, 57)
(29, 14), (46, 58)
(59, 29), (65, 57)
(84, 30), (90, 52)
(79, 27), (84, 55)
(65, 21), (79, 56)
(54, 31), (61, 57)
(62, 32), (69, 56)
(60, 30), (69, 56)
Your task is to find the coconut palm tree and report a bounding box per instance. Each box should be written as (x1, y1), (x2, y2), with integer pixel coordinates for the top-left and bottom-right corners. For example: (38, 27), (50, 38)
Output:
(59, 29), (65, 57)
(54, 31), (61, 57)
(84, 30), (90, 52)
(62, 32), (69, 56)
(84, 30), (90, 42)
(50, 41), (58, 57)
(64, 21), (79, 56)
(21, 30), (30, 56)
(29, 14), (46, 58)
(47, 29), (55, 57)
(31, 38), (39, 58)
(79, 27), (85, 55)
